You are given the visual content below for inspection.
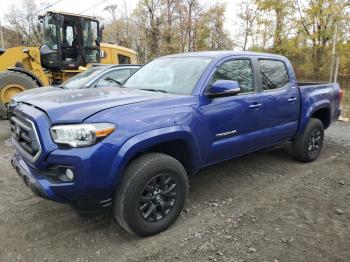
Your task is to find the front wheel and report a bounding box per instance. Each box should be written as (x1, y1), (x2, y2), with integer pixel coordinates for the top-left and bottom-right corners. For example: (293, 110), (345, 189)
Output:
(113, 153), (188, 237)
(293, 118), (324, 162)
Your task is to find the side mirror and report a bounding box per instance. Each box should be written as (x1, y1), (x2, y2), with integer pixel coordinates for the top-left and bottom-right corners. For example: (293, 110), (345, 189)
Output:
(207, 80), (241, 98)
(95, 38), (100, 47)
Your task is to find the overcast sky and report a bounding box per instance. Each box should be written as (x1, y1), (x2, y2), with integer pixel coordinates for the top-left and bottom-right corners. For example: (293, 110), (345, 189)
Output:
(0, 0), (240, 36)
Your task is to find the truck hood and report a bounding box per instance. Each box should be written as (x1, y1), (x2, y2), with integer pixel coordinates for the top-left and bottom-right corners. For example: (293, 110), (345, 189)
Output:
(21, 87), (176, 124)
(12, 86), (63, 102)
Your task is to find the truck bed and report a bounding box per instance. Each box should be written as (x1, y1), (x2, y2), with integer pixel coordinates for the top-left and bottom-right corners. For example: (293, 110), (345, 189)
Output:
(297, 81), (341, 134)
(297, 81), (330, 87)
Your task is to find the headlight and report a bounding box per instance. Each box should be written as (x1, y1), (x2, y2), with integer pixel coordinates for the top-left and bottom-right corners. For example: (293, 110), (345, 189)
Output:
(50, 123), (116, 147)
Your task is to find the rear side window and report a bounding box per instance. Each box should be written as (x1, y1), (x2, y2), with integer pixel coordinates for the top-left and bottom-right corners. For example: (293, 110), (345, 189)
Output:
(211, 59), (254, 93)
(258, 59), (289, 90)
(118, 54), (131, 64)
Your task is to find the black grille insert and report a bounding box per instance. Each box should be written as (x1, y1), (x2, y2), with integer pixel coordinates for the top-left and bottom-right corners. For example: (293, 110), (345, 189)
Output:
(11, 115), (41, 160)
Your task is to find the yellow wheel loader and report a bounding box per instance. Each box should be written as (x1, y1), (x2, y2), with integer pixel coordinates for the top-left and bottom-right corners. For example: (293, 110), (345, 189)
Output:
(0, 11), (138, 118)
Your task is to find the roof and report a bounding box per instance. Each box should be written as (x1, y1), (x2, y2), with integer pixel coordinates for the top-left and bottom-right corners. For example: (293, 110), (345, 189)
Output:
(100, 43), (139, 56)
(91, 64), (142, 68)
(43, 11), (98, 21)
(163, 51), (286, 60)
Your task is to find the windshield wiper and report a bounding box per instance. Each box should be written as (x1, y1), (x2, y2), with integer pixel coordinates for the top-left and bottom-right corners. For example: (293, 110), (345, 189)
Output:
(105, 77), (122, 86)
(140, 88), (168, 93)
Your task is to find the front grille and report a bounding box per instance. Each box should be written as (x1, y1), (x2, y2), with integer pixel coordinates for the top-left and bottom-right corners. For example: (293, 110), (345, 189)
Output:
(11, 115), (41, 161)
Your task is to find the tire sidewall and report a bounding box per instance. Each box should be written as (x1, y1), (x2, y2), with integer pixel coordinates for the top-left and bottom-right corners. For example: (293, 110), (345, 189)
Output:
(118, 155), (188, 237)
(303, 119), (324, 161)
(0, 72), (38, 117)
(0, 72), (37, 91)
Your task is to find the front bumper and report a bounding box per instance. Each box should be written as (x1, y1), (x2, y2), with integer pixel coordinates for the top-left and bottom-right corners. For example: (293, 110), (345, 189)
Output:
(11, 152), (113, 214)
(11, 153), (49, 200)
(11, 104), (122, 214)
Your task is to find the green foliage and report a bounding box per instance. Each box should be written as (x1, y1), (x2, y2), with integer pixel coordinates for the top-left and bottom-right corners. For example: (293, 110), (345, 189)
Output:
(240, 0), (350, 82)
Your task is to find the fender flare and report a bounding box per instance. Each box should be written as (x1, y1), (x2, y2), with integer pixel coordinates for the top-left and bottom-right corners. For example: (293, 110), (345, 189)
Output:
(7, 67), (44, 87)
(107, 126), (202, 189)
(298, 100), (331, 134)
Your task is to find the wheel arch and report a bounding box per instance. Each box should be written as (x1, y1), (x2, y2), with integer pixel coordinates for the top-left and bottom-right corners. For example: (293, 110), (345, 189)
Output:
(7, 67), (44, 87)
(298, 101), (331, 135)
(108, 126), (202, 189)
(310, 107), (331, 129)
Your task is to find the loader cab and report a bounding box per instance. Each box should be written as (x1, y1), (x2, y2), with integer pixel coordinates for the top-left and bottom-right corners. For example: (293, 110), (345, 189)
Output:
(39, 12), (102, 71)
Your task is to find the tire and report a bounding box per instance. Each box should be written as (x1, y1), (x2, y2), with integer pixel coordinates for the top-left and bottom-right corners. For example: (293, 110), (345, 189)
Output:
(0, 71), (38, 119)
(293, 118), (324, 162)
(113, 153), (188, 237)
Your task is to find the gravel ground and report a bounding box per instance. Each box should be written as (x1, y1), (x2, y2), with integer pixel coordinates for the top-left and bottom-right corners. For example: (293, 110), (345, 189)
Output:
(0, 120), (349, 262)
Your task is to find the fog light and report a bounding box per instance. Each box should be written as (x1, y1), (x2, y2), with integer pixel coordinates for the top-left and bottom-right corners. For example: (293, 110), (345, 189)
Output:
(65, 168), (74, 181)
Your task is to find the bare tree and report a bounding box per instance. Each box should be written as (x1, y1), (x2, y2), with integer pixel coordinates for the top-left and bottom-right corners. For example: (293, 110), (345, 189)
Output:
(237, 0), (260, 50)
(5, 0), (43, 46)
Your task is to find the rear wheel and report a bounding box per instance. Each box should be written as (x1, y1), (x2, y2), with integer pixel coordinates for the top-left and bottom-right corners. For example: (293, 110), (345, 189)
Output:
(0, 71), (38, 119)
(293, 118), (324, 162)
(113, 153), (188, 237)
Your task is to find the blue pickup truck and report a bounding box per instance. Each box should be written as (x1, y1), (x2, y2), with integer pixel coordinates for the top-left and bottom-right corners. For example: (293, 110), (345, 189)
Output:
(10, 51), (342, 236)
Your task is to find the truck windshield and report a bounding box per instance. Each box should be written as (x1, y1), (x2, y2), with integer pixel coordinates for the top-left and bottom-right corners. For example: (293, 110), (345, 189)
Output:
(61, 67), (105, 89)
(43, 17), (58, 50)
(123, 57), (212, 95)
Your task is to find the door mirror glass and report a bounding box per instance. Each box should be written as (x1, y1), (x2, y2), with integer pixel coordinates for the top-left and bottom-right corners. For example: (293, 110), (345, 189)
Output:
(208, 80), (241, 98)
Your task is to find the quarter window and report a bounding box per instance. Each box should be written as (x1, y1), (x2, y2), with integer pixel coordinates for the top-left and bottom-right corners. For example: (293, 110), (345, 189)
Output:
(211, 59), (254, 93)
(259, 59), (289, 90)
(118, 54), (131, 64)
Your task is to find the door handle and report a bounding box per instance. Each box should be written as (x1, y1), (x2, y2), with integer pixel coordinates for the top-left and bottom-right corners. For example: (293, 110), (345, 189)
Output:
(249, 103), (262, 109)
(288, 97), (297, 102)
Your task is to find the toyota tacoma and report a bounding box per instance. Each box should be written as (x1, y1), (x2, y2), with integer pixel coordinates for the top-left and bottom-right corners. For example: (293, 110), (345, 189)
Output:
(10, 51), (342, 236)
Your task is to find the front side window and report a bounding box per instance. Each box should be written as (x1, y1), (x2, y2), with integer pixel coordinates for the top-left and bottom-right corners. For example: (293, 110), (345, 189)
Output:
(211, 59), (254, 93)
(43, 17), (58, 50)
(62, 67), (104, 89)
(83, 20), (99, 63)
(259, 59), (289, 90)
(83, 20), (98, 47)
(123, 57), (212, 95)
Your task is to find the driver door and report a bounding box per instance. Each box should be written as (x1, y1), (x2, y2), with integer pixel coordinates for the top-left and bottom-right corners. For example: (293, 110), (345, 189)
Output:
(201, 58), (264, 165)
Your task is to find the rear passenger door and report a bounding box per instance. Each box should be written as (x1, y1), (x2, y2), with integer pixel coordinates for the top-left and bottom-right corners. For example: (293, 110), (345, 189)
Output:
(257, 59), (300, 144)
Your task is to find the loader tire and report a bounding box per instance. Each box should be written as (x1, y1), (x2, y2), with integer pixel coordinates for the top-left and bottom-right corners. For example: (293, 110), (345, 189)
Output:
(0, 71), (38, 119)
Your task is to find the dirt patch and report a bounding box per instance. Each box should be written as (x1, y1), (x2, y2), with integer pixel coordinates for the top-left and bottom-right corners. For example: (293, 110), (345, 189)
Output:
(0, 121), (349, 262)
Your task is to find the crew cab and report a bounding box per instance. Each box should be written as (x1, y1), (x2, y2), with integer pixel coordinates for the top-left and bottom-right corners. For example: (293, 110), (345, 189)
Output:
(10, 51), (342, 237)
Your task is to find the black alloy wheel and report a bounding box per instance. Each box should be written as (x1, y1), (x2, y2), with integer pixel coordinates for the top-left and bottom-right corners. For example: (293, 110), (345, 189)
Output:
(139, 174), (178, 222)
(113, 153), (188, 237)
(308, 128), (322, 157)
